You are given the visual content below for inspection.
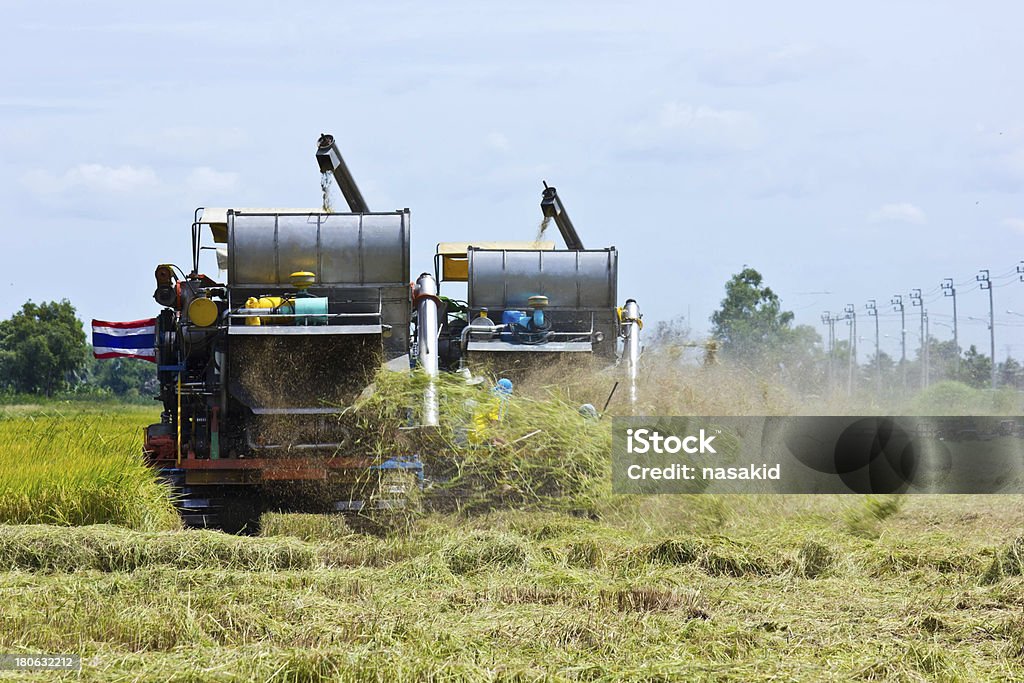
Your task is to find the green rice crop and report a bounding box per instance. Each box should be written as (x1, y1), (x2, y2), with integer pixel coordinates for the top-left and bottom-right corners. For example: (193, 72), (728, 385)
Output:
(0, 406), (178, 530)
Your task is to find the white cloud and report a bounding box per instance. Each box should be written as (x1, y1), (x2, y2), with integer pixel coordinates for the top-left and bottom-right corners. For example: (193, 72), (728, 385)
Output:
(20, 162), (241, 202)
(624, 102), (762, 159)
(698, 44), (838, 87)
(21, 163), (160, 196)
(1002, 218), (1024, 234)
(868, 202), (927, 225)
(186, 166), (239, 195)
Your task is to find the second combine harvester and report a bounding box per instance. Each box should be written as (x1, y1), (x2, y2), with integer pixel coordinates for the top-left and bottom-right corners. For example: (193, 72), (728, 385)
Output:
(140, 134), (642, 531)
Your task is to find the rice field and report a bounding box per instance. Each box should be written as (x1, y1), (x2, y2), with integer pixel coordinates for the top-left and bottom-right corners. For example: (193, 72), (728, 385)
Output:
(0, 405), (178, 531)
(3, 497), (1024, 681)
(2, 368), (1024, 680)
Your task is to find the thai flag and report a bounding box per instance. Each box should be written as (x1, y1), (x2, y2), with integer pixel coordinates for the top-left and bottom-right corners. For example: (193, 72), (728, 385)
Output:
(92, 318), (157, 362)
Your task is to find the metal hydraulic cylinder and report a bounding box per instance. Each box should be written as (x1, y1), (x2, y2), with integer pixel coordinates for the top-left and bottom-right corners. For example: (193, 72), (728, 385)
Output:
(414, 273), (441, 426)
(622, 299), (641, 410)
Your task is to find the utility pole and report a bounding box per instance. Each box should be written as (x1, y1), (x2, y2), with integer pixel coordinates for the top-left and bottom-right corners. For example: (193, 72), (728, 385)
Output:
(821, 311), (835, 395)
(867, 300), (880, 396)
(923, 310), (930, 387)
(845, 304), (856, 397)
(941, 278), (959, 377)
(892, 295), (907, 394)
(910, 288), (926, 390)
(978, 269), (996, 390)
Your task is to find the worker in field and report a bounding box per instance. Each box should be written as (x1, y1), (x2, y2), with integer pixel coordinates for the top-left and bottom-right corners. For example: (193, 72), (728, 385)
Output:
(469, 377), (513, 445)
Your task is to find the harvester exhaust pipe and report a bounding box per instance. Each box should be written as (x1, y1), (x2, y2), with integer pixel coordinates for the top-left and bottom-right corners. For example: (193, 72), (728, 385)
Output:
(540, 181), (585, 251)
(414, 273), (441, 426)
(316, 133), (370, 213)
(621, 299), (642, 410)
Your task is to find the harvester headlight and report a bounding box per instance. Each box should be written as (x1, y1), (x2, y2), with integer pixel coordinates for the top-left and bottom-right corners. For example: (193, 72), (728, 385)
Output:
(153, 264), (178, 308)
(154, 286), (177, 308)
(188, 297), (219, 327)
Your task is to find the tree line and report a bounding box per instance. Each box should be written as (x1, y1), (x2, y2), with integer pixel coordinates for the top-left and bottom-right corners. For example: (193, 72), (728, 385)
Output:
(655, 266), (1023, 398)
(2, 276), (1019, 402)
(0, 300), (154, 400)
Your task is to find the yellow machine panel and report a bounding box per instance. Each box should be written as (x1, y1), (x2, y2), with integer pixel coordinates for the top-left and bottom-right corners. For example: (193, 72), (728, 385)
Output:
(436, 241), (555, 282)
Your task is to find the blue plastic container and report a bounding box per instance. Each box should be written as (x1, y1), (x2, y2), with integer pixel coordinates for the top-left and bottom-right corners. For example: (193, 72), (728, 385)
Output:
(501, 310), (528, 340)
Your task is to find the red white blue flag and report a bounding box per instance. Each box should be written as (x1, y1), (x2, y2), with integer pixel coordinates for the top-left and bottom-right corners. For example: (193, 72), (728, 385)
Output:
(92, 318), (157, 362)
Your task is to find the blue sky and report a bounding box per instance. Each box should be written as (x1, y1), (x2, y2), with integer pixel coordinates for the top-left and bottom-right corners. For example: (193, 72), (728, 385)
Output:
(1, 1), (1022, 361)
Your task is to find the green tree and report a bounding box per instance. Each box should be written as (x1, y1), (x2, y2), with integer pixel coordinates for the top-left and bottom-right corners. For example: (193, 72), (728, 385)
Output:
(82, 355), (158, 400)
(999, 357), (1023, 390)
(775, 324), (825, 391)
(926, 337), (961, 385)
(710, 267), (823, 392)
(0, 300), (88, 396)
(860, 349), (897, 393)
(961, 345), (992, 389)
(710, 267), (795, 360)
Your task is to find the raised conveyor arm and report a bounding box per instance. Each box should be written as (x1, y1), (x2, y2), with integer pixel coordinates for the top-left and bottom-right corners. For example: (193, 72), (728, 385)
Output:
(540, 182), (584, 251)
(316, 133), (370, 213)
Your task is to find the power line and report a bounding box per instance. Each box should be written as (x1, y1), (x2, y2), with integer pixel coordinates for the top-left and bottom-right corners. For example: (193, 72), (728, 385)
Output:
(820, 260), (1024, 387)
(942, 277), (959, 375)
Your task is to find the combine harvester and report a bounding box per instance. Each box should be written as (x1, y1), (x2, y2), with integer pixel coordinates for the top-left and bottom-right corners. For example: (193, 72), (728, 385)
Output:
(432, 182), (643, 407)
(140, 134), (642, 531)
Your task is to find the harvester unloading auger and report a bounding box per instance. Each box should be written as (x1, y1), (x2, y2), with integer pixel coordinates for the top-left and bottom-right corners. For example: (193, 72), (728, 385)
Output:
(142, 134), (642, 531)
